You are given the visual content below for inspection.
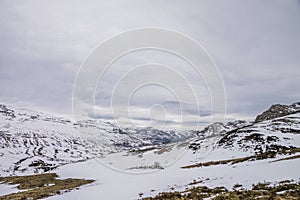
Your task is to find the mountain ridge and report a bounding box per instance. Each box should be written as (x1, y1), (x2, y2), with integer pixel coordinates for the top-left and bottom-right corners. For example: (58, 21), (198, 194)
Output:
(0, 102), (299, 199)
(0, 102), (299, 175)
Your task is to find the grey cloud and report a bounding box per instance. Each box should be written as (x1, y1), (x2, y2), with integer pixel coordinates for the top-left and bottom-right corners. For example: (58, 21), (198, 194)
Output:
(0, 0), (299, 127)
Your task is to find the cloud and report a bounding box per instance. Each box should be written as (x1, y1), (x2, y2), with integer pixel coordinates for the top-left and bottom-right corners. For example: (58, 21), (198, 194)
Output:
(0, 0), (300, 128)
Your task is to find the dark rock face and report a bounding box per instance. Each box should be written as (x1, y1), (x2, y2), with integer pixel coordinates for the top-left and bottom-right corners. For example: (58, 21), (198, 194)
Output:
(255, 102), (300, 123)
(0, 104), (16, 118)
(28, 159), (57, 172)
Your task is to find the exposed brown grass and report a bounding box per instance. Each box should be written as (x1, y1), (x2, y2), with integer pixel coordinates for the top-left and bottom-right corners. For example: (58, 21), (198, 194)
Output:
(270, 154), (300, 163)
(181, 147), (300, 169)
(0, 173), (94, 200)
(154, 146), (173, 155)
(143, 181), (300, 200)
(181, 156), (255, 169)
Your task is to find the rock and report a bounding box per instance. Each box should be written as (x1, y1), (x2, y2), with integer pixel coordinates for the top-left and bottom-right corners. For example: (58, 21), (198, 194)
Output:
(255, 102), (300, 123)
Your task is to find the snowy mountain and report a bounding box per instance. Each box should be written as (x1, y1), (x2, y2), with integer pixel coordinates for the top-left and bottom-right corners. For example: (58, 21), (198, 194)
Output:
(0, 104), (196, 175)
(0, 102), (299, 199)
(40, 102), (299, 200)
(218, 112), (300, 154)
(255, 102), (300, 122)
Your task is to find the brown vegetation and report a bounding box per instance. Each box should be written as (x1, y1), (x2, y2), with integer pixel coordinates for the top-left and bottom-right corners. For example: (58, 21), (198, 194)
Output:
(143, 181), (300, 200)
(181, 147), (300, 169)
(0, 173), (94, 200)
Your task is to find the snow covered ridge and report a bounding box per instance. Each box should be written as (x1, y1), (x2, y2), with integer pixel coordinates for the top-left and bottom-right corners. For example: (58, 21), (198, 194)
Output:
(216, 102), (300, 155)
(44, 102), (300, 200)
(0, 104), (197, 175)
(1, 102), (299, 175)
(217, 112), (300, 153)
(0, 102), (300, 199)
(189, 103), (300, 154)
(139, 104), (300, 199)
(0, 104), (89, 175)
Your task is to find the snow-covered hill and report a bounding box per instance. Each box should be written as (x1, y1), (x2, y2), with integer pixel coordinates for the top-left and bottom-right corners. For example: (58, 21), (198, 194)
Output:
(43, 102), (300, 199)
(0, 102), (299, 199)
(0, 104), (196, 175)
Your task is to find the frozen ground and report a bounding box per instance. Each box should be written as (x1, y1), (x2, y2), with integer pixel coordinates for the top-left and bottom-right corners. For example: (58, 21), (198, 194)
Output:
(0, 183), (19, 196)
(1, 103), (299, 199)
(45, 147), (300, 200)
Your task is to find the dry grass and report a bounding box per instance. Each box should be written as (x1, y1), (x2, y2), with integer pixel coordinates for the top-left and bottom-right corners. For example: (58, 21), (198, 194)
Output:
(181, 156), (255, 169)
(154, 146), (173, 155)
(270, 154), (300, 163)
(0, 173), (94, 200)
(143, 181), (300, 200)
(181, 147), (300, 169)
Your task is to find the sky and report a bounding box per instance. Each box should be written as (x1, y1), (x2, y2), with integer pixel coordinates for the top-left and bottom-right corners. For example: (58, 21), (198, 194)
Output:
(0, 0), (300, 128)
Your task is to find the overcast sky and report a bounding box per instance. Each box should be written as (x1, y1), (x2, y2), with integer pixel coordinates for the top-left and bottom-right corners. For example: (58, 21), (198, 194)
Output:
(0, 0), (300, 128)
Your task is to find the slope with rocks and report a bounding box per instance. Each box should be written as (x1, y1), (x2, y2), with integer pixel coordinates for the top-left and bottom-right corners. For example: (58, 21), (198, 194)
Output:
(139, 102), (300, 199)
(0, 104), (89, 175)
(42, 102), (300, 200)
(255, 102), (300, 122)
(0, 104), (197, 175)
(1, 102), (300, 200)
(217, 103), (300, 156)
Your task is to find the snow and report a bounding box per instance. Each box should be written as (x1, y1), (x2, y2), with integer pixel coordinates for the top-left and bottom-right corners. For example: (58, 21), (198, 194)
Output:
(0, 104), (198, 175)
(0, 183), (19, 196)
(1, 103), (299, 199)
(45, 148), (300, 200)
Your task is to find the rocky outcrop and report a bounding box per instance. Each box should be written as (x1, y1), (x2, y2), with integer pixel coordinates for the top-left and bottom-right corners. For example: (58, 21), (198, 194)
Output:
(0, 104), (16, 118)
(255, 102), (300, 123)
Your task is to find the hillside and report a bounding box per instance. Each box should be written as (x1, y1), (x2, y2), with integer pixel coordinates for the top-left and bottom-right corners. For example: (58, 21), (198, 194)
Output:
(0, 104), (195, 175)
(0, 102), (299, 199)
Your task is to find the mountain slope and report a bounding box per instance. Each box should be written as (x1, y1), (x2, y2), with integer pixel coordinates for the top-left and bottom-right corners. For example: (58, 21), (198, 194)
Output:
(43, 104), (300, 200)
(0, 104), (196, 175)
(140, 103), (300, 199)
(1, 102), (299, 200)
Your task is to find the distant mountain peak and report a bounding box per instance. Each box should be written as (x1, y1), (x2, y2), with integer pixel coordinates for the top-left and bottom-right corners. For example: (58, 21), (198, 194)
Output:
(255, 102), (300, 123)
